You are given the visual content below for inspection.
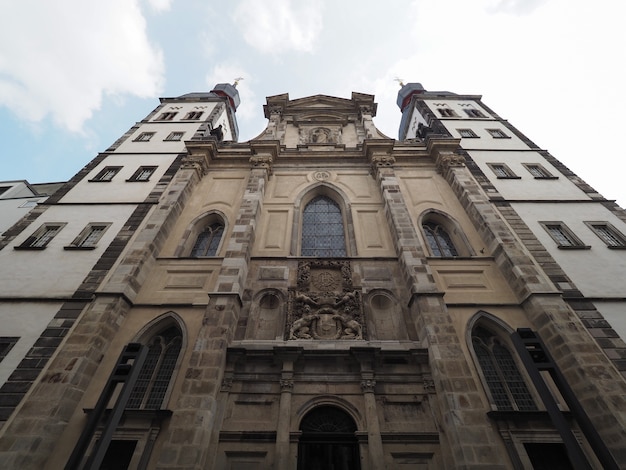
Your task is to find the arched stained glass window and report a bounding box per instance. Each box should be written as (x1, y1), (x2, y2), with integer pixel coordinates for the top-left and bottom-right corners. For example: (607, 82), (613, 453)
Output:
(472, 326), (537, 411)
(423, 221), (459, 257)
(191, 222), (224, 257)
(127, 326), (182, 410)
(302, 196), (346, 257)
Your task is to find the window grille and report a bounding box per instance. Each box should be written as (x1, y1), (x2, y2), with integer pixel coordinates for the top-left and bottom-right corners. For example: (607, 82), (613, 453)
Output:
(191, 222), (224, 257)
(301, 196), (346, 257)
(127, 326), (182, 410)
(472, 326), (537, 411)
(423, 222), (459, 256)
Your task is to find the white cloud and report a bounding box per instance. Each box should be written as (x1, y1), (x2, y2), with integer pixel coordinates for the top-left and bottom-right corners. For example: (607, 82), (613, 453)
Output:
(0, 0), (164, 132)
(232, 0), (324, 54)
(144, 0), (172, 13)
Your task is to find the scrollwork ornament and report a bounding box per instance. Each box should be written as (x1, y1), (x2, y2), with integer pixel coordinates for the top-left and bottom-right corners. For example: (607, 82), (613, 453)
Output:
(370, 154), (396, 173)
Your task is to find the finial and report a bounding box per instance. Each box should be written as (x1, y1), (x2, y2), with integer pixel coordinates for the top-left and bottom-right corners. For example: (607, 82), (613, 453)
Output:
(394, 77), (405, 87)
(233, 77), (244, 87)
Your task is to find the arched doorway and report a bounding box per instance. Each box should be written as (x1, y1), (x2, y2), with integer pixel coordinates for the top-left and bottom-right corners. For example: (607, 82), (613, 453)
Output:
(297, 406), (361, 470)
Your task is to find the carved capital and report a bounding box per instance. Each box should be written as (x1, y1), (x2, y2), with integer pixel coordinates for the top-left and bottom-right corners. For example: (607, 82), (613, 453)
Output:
(435, 151), (465, 174)
(280, 379), (294, 392)
(370, 154), (396, 173)
(180, 154), (208, 176)
(249, 154), (273, 175)
(360, 379), (376, 393)
(221, 376), (233, 392)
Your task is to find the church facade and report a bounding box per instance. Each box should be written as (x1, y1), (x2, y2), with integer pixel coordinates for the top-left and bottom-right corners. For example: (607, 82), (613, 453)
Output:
(0, 83), (625, 469)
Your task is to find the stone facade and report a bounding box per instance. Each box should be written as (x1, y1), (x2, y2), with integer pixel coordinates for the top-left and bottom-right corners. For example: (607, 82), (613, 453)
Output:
(0, 87), (625, 469)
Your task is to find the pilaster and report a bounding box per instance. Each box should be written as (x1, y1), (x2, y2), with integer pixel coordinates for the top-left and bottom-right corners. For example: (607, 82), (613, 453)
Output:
(437, 149), (626, 463)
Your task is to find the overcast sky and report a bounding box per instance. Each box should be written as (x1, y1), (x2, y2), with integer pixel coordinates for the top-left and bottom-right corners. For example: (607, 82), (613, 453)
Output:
(1, 0), (625, 206)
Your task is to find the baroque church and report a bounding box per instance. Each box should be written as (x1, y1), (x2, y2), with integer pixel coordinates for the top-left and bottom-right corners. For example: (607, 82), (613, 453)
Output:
(0, 81), (625, 469)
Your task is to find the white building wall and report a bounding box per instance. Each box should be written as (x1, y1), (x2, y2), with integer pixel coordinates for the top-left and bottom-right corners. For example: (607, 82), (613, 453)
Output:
(469, 150), (588, 200)
(512, 202), (626, 297)
(595, 302), (626, 344)
(61, 154), (178, 204)
(0, 302), (61, 387)
(0, 205), (136, 297)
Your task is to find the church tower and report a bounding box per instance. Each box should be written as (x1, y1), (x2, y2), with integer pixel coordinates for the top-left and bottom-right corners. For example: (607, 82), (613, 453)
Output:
(0, 82), (625, 469)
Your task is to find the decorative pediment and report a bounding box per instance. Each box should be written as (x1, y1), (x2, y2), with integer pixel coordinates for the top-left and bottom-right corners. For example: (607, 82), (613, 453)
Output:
(257, 92), (388, 145)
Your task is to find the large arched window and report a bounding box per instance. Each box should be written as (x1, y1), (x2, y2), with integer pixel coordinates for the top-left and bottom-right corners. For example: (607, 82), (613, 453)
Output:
(190, 222), (224, 257)
(127, 325), (182, 410)
(472, 325), (537, 411)
(423, 221), (458, 256)
(301, 195), (346, 257)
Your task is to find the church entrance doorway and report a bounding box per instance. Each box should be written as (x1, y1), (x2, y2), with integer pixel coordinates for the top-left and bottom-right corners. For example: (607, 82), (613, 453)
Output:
(297, 406), (361, 470)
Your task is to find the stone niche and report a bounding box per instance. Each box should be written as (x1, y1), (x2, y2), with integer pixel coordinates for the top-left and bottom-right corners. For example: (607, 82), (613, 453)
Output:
(286, 260), (366, 340)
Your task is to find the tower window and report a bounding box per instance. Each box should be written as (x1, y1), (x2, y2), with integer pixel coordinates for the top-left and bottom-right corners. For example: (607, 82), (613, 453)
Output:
(486, 128), (509, 138)
(585, 222), (626, 248)
(523, 163), (556, 179)
(437, 108), (458, 117)
(422, 221), (459, 257)
(127, 166), (157, 182)
(540, 222), (589, 249)
(16, 223), (66, 250)
(191, 222), (224, 257)
(457, 129), (479, 138)
(472, 325), (537, 411)
(90, 166), (122, 182)
(183, 111), (203, 120)
(464, 108), (486, 118)
(65, 223), (111, 250)
(134, 132), (155, 142)
(164, 131), (184, 141)
(301, 195), (347, 257)
(156, 112), (177, 121)
(487, 163), (519, 179)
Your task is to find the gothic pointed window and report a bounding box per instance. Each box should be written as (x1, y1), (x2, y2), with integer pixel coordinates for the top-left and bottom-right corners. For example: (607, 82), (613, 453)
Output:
(190, 222), (224, 257)
(472, 325), (537, 411)
(127, 326), (182, 410)
(423, 221), (459, 257)
(301, 195), (346, 257)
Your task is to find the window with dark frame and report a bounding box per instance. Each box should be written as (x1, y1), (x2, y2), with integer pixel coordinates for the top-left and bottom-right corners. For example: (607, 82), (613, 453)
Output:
(437, 108), (458, 117)
(156, 112), (177, 121)
(541, 222), (588, 249)
(90, 166), (122, 182)
(183, 111), (203, 120)
(486, 128), (509, 138)
(586, 222), (626, 248)
(458, 129), (479, 138)
(0, 337), (19, 362)
(16, 223), (65, 249)
(164, 131), (184, 141)
(464, 108), (487, 118)
(488, 163), (519, 179)
(65, 223), (110, 250)
(134, 132), (155, 142)
(523, 163), (556, 179)
(127, 166), (157, 182)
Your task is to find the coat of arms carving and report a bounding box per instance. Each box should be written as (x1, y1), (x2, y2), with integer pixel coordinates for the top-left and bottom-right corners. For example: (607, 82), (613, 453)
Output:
(286, 260), (365, 340)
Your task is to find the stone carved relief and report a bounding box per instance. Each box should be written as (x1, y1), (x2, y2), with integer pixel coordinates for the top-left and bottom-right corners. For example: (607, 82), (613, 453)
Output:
(435, 151), (465, 174)
(287, 261), (365, 340)
(299, 126), (342, 145)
